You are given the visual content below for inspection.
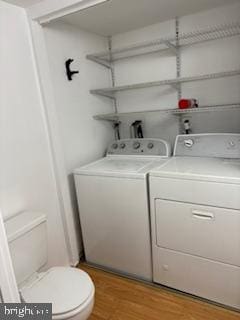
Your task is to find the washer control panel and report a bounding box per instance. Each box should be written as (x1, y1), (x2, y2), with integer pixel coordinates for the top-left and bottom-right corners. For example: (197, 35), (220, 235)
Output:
(174, 134), (240, 158)
(107, 139), (171, 156)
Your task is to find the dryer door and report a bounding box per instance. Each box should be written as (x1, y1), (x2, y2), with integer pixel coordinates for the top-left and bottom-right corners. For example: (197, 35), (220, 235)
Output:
(155, 199), (240, 265)
(152, 199), (240, 308)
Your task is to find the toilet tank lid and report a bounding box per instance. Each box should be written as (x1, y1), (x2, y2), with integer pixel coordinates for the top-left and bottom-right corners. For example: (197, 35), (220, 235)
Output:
(5, 211), (46, 243)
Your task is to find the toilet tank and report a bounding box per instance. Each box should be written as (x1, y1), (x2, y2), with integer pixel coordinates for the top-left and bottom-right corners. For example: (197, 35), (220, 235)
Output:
(5, 211), (47, 285)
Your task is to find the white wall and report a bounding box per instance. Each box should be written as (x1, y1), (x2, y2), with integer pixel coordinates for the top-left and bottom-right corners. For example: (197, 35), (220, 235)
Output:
(43, 21), (114, 253)
(111, 2), (240, 145)
(0, 1), (70, 270)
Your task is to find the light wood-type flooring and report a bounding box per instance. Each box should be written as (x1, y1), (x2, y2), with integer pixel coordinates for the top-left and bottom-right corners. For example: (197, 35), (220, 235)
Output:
(79, 264), (239, 320)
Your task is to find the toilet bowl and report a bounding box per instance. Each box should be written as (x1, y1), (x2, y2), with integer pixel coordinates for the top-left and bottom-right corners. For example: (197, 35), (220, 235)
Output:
(20, 267), (94, 320)
(5, 211), (95, 320)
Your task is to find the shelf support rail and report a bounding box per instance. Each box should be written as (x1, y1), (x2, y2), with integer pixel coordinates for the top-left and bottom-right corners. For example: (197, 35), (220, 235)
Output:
(108, 37), (118, 112)
(175, 17), (183, 134)
(175, 17), (182, 101)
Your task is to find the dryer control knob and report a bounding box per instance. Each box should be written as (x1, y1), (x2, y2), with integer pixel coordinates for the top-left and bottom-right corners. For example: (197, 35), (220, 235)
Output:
(112, 143), (118, 149)
(120, 143), (126, 149)
(148, 142), (154, 149)
(133, 142), (141, 149)
(184, 139), (194, 148)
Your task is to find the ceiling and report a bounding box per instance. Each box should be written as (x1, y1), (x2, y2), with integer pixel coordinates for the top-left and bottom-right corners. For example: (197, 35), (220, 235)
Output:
(60, 0), (240, 36)
(3, 0), (43, 8)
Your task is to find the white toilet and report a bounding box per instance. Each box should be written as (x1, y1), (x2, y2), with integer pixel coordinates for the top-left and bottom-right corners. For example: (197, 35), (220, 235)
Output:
(5, 211), (95, 320)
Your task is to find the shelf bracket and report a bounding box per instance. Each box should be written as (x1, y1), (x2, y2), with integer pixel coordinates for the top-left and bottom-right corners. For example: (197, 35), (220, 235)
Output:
(170, 83), (180, 91)
(163, 41), (178, 55)
(90, 89), (116, 100)
(93, 115), (119, 122)
(86, 55), (111, 68)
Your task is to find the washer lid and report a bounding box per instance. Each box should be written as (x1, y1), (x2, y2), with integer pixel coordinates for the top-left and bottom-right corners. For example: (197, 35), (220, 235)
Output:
(20, 267), (94, 315)
(74, 156), (169, 179)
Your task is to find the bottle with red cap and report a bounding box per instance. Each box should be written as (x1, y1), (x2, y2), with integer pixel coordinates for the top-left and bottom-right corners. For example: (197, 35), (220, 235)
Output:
(178, 99), (198, 109)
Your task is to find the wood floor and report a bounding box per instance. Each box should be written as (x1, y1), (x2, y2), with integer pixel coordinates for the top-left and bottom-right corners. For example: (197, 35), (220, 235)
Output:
(79, 264), (239, 320)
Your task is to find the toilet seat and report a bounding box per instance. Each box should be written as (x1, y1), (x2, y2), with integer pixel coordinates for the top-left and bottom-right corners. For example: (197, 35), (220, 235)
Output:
(20, 267), (94, 317)
(52, 290), (94, 320)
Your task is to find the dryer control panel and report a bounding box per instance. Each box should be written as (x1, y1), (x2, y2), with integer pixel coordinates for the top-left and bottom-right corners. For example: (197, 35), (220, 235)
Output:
(174, 134), (240, 158)
(107, 139), (171, 157)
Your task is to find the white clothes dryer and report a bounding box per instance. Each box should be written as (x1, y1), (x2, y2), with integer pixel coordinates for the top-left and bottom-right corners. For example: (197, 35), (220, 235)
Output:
(149, 133), (240, 309)
(74, 139), (171, 281)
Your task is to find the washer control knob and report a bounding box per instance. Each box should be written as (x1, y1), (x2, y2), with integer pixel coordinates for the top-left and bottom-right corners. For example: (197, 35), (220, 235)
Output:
(120, 143), (126, 149)
(133, 142), (141, 149)
(229, 141), (235, 148)
(112, 143), (118, 149)
(148, 142), (154, 149)
(184, 139), (194, 148)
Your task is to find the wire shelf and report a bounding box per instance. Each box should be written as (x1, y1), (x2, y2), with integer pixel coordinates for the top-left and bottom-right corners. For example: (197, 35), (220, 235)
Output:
(93, 104), (240, 121)
(90, 69), (240, 97)
(87, 22), (240, 63)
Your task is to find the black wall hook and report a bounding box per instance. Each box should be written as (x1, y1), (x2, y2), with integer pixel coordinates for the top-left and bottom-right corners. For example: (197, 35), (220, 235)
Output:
(65, 58), (79, 81)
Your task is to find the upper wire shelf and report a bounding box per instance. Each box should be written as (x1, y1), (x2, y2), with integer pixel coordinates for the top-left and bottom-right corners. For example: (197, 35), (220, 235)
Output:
(93, 104), (240, 121)
(87, 22), (240, 65)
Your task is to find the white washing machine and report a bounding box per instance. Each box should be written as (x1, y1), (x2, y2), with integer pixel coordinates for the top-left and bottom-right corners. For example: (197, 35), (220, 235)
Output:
(74, 138), (171, 281)
(149, 133), (240, 309)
